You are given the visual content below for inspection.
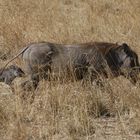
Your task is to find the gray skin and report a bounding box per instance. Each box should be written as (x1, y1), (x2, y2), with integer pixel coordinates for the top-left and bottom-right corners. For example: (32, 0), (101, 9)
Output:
(22, 42), (108, 88)
(3, 42), (140, 89)
(0, 65), (25, 85)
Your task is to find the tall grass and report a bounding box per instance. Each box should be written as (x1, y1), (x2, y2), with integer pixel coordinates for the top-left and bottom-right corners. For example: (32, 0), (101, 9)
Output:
(0, 0), (140, 139)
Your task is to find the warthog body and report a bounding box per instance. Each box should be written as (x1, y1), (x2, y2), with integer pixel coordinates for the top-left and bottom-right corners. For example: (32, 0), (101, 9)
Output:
(0, 65), (25, 85)
(3, 42), (140, 88)
(22, 42), (108, 88)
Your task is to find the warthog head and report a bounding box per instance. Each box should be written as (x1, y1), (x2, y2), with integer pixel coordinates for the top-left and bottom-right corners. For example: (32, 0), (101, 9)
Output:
(105, 43), (140, 84)
(0, 65), (25, 85)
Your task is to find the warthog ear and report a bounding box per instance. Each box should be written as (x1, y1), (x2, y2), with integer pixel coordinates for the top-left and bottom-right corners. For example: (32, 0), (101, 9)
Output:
(122, 43), (131, 53)
(115, 43), (131, 67)
(122, 43), (129, 48)
(118, 43), (130, 53)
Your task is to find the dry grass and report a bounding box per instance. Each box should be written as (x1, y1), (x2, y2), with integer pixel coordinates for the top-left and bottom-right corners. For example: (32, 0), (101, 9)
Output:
(0, 0), (140, 139)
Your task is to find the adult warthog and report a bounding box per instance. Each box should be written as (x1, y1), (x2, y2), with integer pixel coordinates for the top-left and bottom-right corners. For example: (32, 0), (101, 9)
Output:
(3, 42), (140, 89)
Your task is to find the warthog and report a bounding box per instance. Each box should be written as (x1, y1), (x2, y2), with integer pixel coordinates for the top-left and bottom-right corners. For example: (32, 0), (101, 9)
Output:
(3, 42), (140, 89)
(0, 65), (25, 85)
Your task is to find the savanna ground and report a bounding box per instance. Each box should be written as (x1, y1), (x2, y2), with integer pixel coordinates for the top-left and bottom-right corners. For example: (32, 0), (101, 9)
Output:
(0, 0), (140, 139)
